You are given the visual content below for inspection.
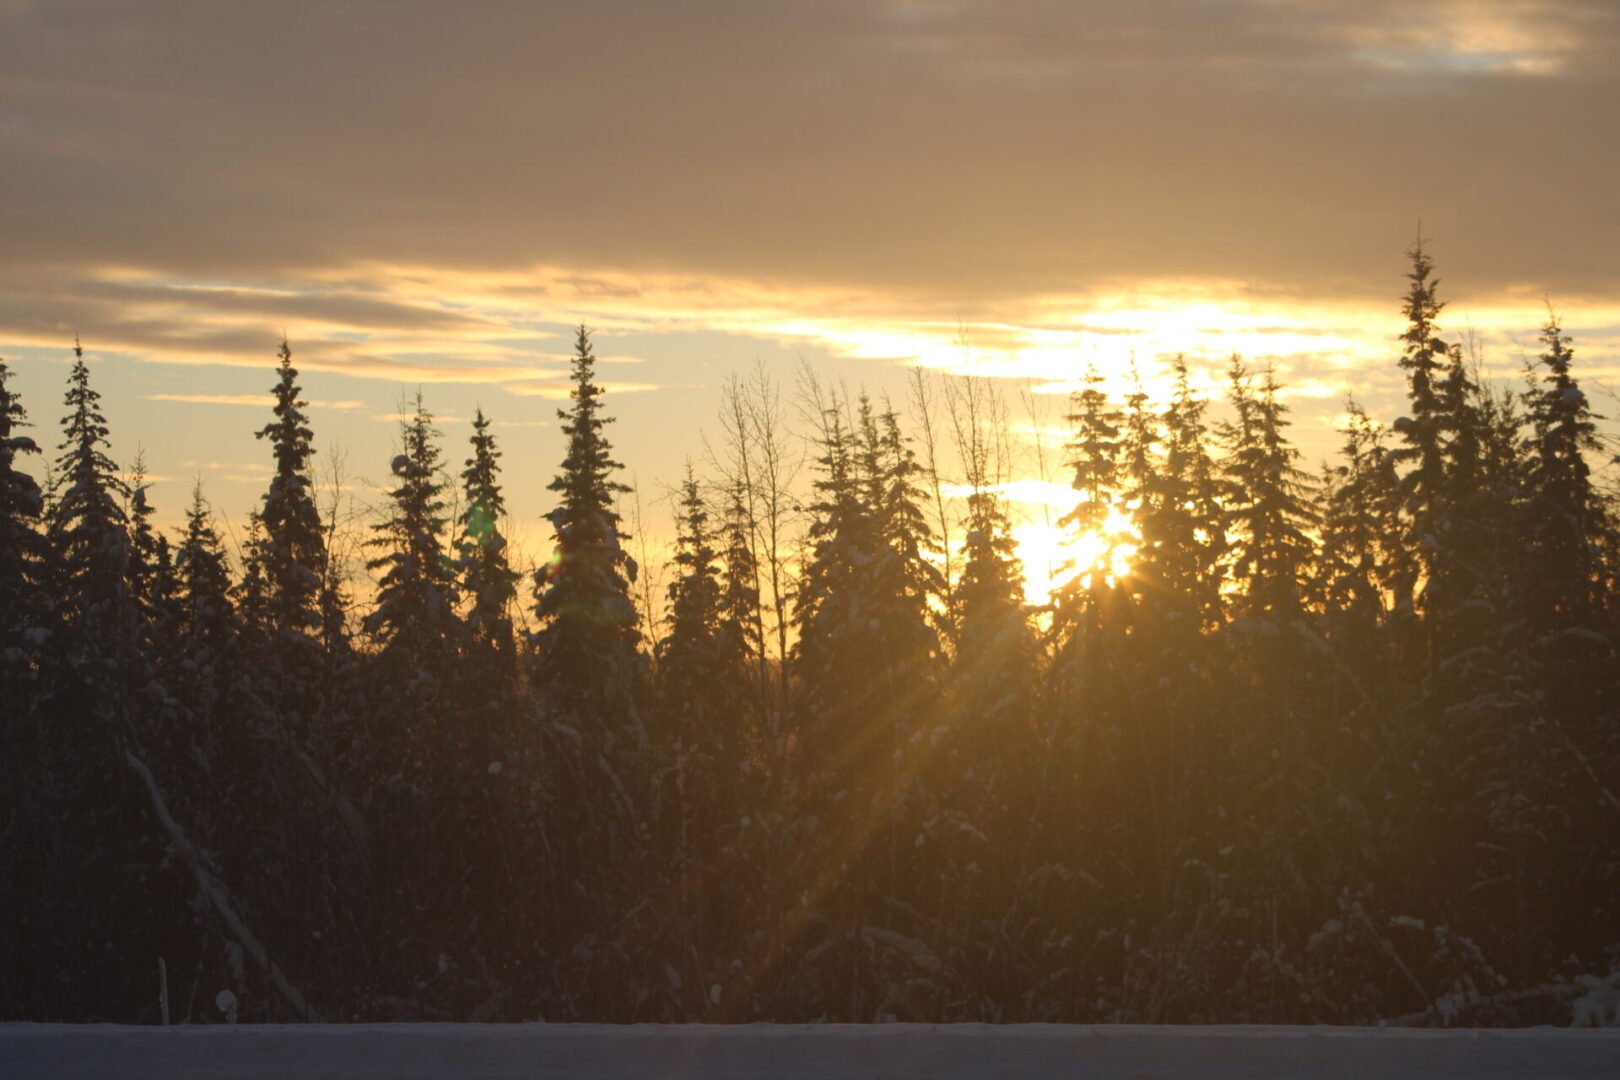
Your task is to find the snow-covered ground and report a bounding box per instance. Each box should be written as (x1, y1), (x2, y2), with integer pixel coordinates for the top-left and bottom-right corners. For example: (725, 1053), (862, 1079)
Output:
(4, 1022), (1619, 1079)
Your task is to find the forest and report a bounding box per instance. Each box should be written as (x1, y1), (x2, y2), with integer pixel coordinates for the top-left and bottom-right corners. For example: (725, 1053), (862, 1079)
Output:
(1, 244), (1617, 1026)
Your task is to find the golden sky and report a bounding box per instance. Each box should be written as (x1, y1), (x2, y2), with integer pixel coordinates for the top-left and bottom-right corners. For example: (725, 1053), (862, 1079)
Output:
(3, 0), (1618, 597)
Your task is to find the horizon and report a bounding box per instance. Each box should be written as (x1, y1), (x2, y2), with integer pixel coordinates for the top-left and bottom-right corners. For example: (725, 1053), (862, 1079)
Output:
(4, 1), (1620, 606)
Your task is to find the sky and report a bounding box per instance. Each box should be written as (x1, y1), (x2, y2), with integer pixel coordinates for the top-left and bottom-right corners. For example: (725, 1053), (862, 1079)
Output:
(3, 0), (1619, 601)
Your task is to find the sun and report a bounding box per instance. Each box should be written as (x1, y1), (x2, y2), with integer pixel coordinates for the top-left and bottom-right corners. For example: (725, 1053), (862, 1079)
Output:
(1012, 504), (1139, 607)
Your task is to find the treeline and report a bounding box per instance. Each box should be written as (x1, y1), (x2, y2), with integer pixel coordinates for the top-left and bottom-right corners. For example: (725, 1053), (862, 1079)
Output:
(2, 246), (1618, 1025)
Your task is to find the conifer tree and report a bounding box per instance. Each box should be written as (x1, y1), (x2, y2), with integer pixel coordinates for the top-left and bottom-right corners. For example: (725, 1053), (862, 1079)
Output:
(1523, 314), (1608, 642)
(48, 344), (132, 646)
(1393, 241), (1451, 515)
(715, 480), (765, 723)
(791, 396), (943, 775)
(0, 360), (46, 681)
(256, 341), (326, 642)
(177, 484), (237, 659)
(524, 327), (648, 1018)
(0, 360), (50, 1020)
(171, 485), (240, 804)
(943, 373), (1032, 683)
(1389, 242), (1470, 652)
(234, 513), (271, 643)
(126, 456), (179, 647)
(1318, 401), (1398, 649)
(457, 407), (520, 661)
(1134, 356), (1224, 633)
(33, 344), (181, 1021)
(1117, 359), (1158, 506)
(364, 393), (461, 669)
(872, 404), (946, 671)
(658, 469), (735, 745)
(530, 326), (643, 719)
(947, 479), (1040, 904)
(790, 396), (874, 769)
(1053, 361), (1126, 633)
(1219, 362), (1317, 622)
(953, 486), (1031, 700)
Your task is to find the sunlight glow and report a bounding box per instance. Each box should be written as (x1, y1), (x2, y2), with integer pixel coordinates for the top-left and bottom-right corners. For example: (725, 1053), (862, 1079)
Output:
(1012, 502), (1139, 607)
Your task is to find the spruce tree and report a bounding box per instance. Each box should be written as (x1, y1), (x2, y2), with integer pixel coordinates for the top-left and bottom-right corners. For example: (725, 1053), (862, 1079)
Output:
(715, 480), (765, 727)
(658, 469), (735, 744)
(790, 396), (873, 770)
(33, 344), (181, 1021)
(364, 393), (461, 669)
(1219, 362), (1317, 622)
(234, 513), (271, 643)
(1392, 241), (1451, 518)
(871, 404), (946, 673)
(1134, 356), (1224, 634)
(1389, 242), (1471, 657)
(0, 360), (46, 681)
(1523, 314), (1608, 643)
(525, 327), (648, 1018)
(1318, 401), (1398, 654)
(1053, 361), (1126, 635)
(48, 345), (132, 643)
(170, 485), (241, 827)
(457, 408), (520, 662)
(177, 484), (237, 661)
(0, 361), (49, 1014)
(530, 326), (643, 719)
(791, 394), (943, 778)
(126, 456), (179, 650)
(255, 340), (326, 642)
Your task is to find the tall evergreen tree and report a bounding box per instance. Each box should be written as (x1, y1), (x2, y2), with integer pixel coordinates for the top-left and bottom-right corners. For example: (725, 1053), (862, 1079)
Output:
(658, 469), (737, 746)
(47, 344), (132, 642)
(176, 484), (237, 661)
(25, 344), (184, 1022)
(1133, 356), (1224, 635)
(523, 327), (648, 1018)
(871, 404), (946, 672)
(0, 360), (50, 1019)
(1219, 362), (1317, 622)
(530, 326), (643, 719)
(1053, 361), (1126, 634)
(1522, 314), (1608, 643)
(1318, 401), (1399, 653)
(457, 407), (520, 662)
(364, 393), (461, 669)
(790, 397), (872, 772)
(1392, 241), (1451, 520)
(255, 340), (326, 642)
(233, 513), (271, 644)
(0, 359), (47, 679)
(716, 480), (765, 727)
(126, 456), (179, 649)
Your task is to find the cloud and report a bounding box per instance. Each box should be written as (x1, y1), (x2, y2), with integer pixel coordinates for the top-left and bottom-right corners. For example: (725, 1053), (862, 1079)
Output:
(148, 393), (366, 410)
(370, 412), (470, 424)
(2, 0), (1617, 309)
(0, 0), (1616, 426)
(503, 381), (664, 399)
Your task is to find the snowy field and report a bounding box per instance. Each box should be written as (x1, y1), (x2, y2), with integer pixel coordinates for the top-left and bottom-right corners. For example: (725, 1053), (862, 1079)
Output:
(4, 1022), (1620, 1079)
